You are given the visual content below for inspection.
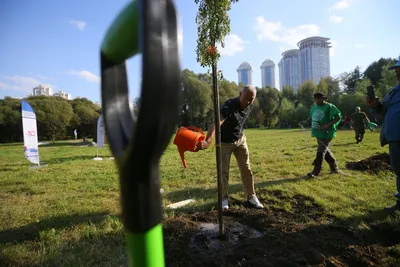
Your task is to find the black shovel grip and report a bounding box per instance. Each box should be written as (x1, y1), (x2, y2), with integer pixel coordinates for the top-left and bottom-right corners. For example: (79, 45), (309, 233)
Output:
(100, 0), (181, 232)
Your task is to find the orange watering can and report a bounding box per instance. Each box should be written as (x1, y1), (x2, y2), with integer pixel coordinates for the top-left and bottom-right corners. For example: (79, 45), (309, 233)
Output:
(173, 126), (205, 168)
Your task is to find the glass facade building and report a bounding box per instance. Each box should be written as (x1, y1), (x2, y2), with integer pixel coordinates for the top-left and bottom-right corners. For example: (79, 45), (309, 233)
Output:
(237, 62), (253, 86)
(260, 59), (275, 89)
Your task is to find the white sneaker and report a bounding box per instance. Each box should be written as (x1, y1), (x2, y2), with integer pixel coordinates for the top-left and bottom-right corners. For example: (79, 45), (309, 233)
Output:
(248, 195), (264, 209)
(222, 198), (229, 210)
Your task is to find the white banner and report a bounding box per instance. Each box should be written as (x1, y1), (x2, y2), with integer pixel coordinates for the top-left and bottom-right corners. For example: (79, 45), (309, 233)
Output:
(21, 100), (40, 165)
(97, 114), (105, 148)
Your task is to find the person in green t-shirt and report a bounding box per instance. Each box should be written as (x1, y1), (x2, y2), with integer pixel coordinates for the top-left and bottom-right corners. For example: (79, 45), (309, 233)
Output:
(351, 106), (370, 144)
(307, 92), (342, 178)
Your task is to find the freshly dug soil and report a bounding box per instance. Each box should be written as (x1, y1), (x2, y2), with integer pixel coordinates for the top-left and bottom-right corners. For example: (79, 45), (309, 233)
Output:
(346, 153), (391, 174)
(163, 189), (398, 267)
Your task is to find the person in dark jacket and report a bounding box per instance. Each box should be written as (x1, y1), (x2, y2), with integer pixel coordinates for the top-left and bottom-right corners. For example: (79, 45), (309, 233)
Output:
(351, 106), (370, 144)
(367, 58), (400, 212)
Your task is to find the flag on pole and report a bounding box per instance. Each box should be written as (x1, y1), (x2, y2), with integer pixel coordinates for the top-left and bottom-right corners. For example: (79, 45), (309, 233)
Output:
(97, 114), (105, 148)
(21, 100), (40, 165)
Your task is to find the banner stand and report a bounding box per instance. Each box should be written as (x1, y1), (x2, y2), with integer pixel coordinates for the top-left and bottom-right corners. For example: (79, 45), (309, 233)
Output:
(21, 100), (45, 168)
(93, 114), (105, 161)
(93, 146), (103, 161)
(30, 163), (48, 169)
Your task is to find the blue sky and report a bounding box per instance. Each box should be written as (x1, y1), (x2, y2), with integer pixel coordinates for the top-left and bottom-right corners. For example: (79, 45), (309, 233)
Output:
(0, 0), (398, 103)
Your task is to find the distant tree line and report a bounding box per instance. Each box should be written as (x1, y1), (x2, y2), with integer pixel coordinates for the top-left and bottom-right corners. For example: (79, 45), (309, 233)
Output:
(0, 96), (101, 143)
(173, 56), (398, 129)
(0, 56), (398, 143)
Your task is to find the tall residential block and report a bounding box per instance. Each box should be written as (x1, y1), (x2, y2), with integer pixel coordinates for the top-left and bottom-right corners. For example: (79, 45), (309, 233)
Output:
(237, 62), (253, 86)
(54, 91), (72, 100)
(32, 84), (53, 96)
(278, 36), (331, 93)
(278, 49), (300, 92)
(260, 59), (275, 88)
(298, 36), (331, 86)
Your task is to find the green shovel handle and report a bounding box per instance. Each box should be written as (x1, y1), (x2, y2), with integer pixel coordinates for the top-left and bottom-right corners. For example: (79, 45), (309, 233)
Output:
(101, 1), (140, 64)
(100, 0), (181, 266)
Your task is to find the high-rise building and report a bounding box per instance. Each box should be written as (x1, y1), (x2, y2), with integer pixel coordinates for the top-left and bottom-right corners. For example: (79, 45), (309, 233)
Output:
(278, 49), (300, 92)
(260, 59), (275, 88)
(54, 91), (72, 100)
(237, 62), (253, 86)
(32, 84), (53, 96)
(298, 36), (331, 86)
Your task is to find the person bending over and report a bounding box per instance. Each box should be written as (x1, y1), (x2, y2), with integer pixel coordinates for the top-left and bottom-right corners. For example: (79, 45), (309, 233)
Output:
(197, 85), (263, 210)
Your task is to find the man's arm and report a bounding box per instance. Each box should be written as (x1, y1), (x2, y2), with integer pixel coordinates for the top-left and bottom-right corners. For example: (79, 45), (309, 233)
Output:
(320, 116), (340, 130)
(364, 113), (370, 123)
(320, 105), (341, 130)
(366, 97), (384, 118)
(197, 118), (224, 150)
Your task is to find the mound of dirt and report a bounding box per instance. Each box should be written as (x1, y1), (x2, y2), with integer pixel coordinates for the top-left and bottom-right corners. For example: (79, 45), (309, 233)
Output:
(346, 153), (391, 174)
(163, 189), (395, 267)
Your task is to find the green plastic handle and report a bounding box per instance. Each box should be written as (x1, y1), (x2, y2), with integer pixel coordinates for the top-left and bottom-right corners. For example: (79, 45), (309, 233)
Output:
(125, 224), (165, 267)
(101, 0), (140, 64)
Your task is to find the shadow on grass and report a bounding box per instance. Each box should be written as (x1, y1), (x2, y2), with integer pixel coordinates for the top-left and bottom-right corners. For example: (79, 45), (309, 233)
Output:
(0, 212), (113, 244)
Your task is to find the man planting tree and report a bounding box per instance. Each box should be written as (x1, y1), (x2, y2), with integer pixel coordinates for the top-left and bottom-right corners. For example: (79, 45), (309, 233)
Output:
(197, 85), (264, 210)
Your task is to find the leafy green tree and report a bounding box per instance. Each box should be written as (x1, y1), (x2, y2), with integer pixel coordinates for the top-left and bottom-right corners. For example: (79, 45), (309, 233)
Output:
(363, 57), (398, 85)
(0, 98), (22, 142)
(282, 86), (296, 102)
(297, 80), (317, 108)
(294, 104), (310, 126)
(219, 79), (239, 105)
(377, 63), (398, 97)
(279, 98), (296, 127)
(245, 98), (260, 128)
(180, 69), (212, 126)
(340, 66), (363, 94)
(194, 0), (238, 68)
(28, 97), (74, 141)
(256, 110), (266, 127)
(257, 86), (281, 127)
(70, 98), (100, 138)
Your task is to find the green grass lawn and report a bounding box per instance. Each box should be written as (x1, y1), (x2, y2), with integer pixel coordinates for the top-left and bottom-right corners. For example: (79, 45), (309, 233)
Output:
(0, 129), (399, 266)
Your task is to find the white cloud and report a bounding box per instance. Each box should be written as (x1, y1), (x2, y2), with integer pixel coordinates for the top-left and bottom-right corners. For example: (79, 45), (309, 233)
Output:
(331, 0), (350, 10)
(217, 34), (247, 56)
(69, 20), (86, 31)
(355, 44), (367, 48)
(0, 75), (45, 92)
(255, 17), (282, 41)
(68, 70), (100, 83)
(330, 15), (343, 23)
(255, 16), (319, 48)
